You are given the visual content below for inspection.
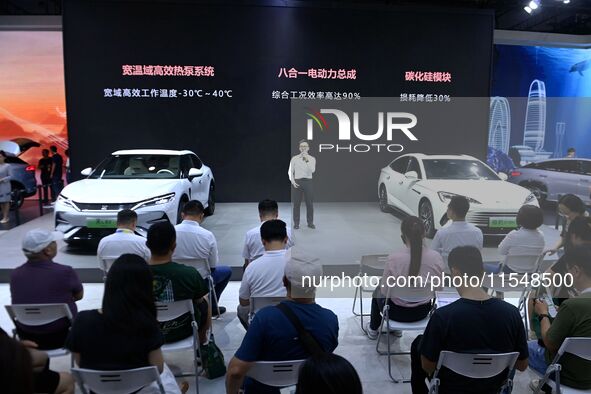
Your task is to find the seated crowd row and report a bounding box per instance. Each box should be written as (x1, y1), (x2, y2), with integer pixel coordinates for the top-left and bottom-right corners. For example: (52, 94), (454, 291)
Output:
(2, 195), (591, 394)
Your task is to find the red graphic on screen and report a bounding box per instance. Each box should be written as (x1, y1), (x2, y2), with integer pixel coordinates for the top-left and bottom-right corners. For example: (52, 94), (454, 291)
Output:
(405, 71), (452, 82)
(277, 67), (357, 80)
(122, 65), (215, 77)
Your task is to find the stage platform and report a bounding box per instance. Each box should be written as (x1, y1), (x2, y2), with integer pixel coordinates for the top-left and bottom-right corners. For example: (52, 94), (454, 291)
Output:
(0, 202), (560, 283)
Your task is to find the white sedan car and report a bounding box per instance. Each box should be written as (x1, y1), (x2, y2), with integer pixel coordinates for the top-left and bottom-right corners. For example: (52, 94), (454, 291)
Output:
(378, 154), (538, 237)
(55, 149), (214, 244)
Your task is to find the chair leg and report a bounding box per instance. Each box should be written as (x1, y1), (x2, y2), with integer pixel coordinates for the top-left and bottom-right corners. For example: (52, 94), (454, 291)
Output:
(209, 277), (221, 321)
(375, 306), (410, 383)
(352, 285), (360, 316)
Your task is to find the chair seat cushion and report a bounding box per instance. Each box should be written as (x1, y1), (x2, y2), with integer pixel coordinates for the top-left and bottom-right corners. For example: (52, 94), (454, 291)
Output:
(382, 316), (430, 332)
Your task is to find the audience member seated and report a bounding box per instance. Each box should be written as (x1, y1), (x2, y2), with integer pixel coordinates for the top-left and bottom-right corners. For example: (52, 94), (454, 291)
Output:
(1, 326), (75, 394)
(147, 221), (211, 344)
(431, 196), (483, 266)
(173, 200), (231, 316)
(242, 199), (294, 267)
(484, 204), (545, 273)
(97, 209), (151, 267)
(366, 216), (444, 339)
(65, 254), (185, 393)
(528, 245), (591, 391)
(237, 219), (290, 329)
(547, 194), (589, 256)
(226, 249), (339, 394)
(10, 229), (83, 350)
(410, 246), (528, 394)
(295, 353), (362, 394)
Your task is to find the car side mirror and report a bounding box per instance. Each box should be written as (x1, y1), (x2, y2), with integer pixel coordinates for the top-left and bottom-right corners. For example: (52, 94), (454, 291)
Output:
(188, 168), (204, 179)
(404, 170), (419, 180)
(498, 172), (508, 181)
(80, 167), (92, 176)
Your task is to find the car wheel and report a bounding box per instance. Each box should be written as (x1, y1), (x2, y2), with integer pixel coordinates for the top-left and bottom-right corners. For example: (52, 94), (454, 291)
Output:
(10, 182), (25, 209)
(176, 196), (188, 224)
(378, 185), (389, 212)
(204, 182), (215, 216)
(419, 200), (436, 239)
(523, 182), (547, 206)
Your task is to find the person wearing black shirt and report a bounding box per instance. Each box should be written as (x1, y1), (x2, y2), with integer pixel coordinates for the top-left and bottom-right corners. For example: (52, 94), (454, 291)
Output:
(410, 246), (529, 394)
(38, 149), (53, 204)
(49, 145), (63, 202)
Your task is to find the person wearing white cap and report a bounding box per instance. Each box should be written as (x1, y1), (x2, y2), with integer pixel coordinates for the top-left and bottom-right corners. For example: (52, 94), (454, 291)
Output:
(10, 229), (84, 350)
(226, 248), (339, 394)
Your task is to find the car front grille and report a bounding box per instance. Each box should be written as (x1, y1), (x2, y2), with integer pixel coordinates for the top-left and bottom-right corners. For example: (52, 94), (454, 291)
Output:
(74, 202), (135, 211)
(466, 211), (518, 227)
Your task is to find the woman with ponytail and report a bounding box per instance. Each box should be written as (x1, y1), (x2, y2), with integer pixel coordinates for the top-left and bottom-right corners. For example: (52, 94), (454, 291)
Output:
(366, 216), (444, 339)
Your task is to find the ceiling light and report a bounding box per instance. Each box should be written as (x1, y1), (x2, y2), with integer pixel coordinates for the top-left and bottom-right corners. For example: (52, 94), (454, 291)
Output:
(563, 0), (570, 3)
(529, 0), (539, 9)
(524, 5), (533, 13)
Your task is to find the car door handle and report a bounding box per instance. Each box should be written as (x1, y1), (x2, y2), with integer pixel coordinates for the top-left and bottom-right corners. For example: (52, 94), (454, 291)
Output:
(386, 176), (390, 180)
(538, 174), (547, 178)
(398, 181), (404, 185)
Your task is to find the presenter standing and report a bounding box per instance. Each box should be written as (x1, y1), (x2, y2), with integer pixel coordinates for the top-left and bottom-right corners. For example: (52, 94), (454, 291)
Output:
(288, 140), (316, 229)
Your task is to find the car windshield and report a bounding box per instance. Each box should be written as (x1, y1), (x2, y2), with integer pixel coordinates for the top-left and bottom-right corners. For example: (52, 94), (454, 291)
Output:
(89, 154), (180, 179)
(422, 159), (500, 180)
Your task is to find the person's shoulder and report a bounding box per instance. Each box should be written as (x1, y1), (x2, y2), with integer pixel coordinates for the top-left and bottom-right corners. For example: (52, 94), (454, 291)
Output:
(246, 225), (260, 237)
(49, 260), (76, 272)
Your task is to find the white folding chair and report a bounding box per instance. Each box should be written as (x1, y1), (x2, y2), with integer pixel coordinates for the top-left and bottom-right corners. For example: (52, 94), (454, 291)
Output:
(533, 337), (591, 394)
(376, 279), (436, 382)
(156, 300), (201, 394)
(72, 366), (165, 394)
(427, 351), (519, 394)
(5, 303), (73, 361)
(249, 296), (286, 324)
(351, 254), (388, 332)
(175, 257), (221, 319)
(498, 246), (545, 273)
(246, 360), (305, 388)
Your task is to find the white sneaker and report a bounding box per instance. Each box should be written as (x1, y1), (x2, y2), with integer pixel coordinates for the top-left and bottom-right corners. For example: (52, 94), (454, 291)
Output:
(365, 323), (379, 340)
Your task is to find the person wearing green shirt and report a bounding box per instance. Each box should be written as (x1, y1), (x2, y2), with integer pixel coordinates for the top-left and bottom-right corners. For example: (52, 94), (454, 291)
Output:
(529, 244), (591, 391)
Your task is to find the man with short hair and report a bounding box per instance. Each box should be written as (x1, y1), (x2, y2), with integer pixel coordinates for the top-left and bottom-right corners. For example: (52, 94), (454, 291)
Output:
(97, 209), (150, 270)
(226, 249), (339, 394)
(49, 145), (64, 202)
(410, 246), (528, 394)
(173, 200), (231, 316)
(431, 195), (483, 265)
(237, 219), (290, 328)
(147, 221), (211, 344)
(288, 139), (316, 229)
(242, 199), (294, 267)
(38, 149), (53, 204)
(528, 245), (591, 391)
(10, 229), (84, 350)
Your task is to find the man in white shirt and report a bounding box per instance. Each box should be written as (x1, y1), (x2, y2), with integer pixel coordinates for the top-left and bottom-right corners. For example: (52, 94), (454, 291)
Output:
(173, 200), (231, 316)
(237, 219), (289, 329)
(97, 209), (150, 272)
(288, 139), (316, 229)
(242, 199), (294, 268)
(431, 195), (483, 267)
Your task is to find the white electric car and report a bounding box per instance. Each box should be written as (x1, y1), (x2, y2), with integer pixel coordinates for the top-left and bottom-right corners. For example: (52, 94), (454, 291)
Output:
(378, 154), (538, 237)
(55, 149), (215, 244)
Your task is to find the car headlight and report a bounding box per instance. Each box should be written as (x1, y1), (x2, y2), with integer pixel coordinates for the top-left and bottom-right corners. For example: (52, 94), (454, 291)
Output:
(437, 191), (481, 205)
(132, 193), (176, 210)
(57, 194), (79, 210)
(523, 193), (537, 205)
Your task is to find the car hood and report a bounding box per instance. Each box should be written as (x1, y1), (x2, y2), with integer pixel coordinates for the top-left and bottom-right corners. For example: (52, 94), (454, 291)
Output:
(419, 179), (532, 206)
(61, 179), (180, 203)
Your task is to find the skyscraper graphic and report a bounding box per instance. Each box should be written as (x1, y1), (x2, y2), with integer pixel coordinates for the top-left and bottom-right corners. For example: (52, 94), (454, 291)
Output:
(523, 79), (546, 151)
(554, 122), (566, 158)
(488, 97), (511, 153)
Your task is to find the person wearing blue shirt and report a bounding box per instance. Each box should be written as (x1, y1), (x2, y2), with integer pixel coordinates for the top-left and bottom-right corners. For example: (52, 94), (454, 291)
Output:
(225, 250), (339, 394)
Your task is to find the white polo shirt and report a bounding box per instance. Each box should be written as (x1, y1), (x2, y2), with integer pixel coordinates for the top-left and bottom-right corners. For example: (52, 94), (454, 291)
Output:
(239, 249), (288, 301)
(242, 222), (294, 262)
(431, 221), (483, 261)
(97, 228), (151, 262)
(173, 220), (219, 268)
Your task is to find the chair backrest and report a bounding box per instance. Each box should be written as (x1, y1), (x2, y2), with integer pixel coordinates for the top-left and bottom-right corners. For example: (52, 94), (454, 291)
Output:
(155, 300), (195, 322)
(360, 254), (389, 275)
(72, 366), (164, 394)
(557, 337), (591, 361)
(249, 297), (286, 320)
(174, 258), (210, 278)
(246, 360), (305, 387)
(5, 303), (73, 326)
(437, 351), (519, 379)
(499, 246), (544, 273)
